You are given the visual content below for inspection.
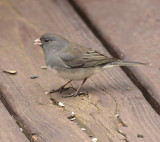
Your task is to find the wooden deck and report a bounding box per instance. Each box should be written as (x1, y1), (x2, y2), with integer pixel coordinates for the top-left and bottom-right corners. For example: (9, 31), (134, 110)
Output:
(0, 0), (160, 142)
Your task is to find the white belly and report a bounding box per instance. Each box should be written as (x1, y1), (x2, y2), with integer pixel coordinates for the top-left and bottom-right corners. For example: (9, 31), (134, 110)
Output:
(48, 66), (101, 80)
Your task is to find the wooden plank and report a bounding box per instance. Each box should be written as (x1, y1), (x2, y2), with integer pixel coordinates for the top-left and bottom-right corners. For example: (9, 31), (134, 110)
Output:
(0, 101), (29, 142)
(0, 0), (91, 142)
(73, 0), (160, 113)
(0, 0), (160, 142)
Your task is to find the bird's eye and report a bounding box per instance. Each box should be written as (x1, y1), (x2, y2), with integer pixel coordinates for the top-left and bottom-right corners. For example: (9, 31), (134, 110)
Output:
(45, 39), (49, 42)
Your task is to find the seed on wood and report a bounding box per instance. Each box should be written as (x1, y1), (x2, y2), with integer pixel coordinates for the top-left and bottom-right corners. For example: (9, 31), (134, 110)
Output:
(81, 128), (86, 131)
(92, 138), (98, 142)
(137, 134), (144, 138)
(58, 102), (64, 107)
(70, 117), (75, 121)
(3, 70), (17, 74)
(30, 75), (39, 79)
(41, 66), (47, 69)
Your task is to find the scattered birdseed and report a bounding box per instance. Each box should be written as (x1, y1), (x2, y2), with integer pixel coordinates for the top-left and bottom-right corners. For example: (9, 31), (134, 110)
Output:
(31, 133), (38, 141)
(41, 66), (47, 69)
(137, 134), (144, 138)
(72, 112), (75, 117)
(118, 123), (123, 127)
(81, 128), (86, 131)
(70, 117), (75, 121)
(92, 138), (98, 142)
(118, 130), (126, 137)
(115, 114), (119, 118)
(3, 70), (17, 74)
(58, 102), (64, 107)
(30, 75), (39, 79)
(45, 92), (49, 95)
(20, 128), (23, 132)
(127, 87), (131, 90)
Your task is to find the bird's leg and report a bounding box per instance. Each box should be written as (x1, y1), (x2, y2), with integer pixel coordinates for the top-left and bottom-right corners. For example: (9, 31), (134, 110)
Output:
(49, 80), (72, 94)
(63, 78), (88, 97)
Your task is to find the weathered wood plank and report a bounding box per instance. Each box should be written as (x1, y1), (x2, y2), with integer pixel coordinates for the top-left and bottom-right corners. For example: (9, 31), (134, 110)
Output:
(0, 101), (29, 142)
(0, 0), (160, 142)
(0, 0), (91, 142)
(73, 0), (160, 113)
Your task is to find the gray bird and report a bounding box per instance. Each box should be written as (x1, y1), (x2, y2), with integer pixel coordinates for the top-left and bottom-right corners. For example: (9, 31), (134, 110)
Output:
(34, 33), (147, 97)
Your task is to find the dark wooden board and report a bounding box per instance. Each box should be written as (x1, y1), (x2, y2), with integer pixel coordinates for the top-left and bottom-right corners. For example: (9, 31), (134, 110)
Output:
(0, 0), (91, 142)
(0, 101), (29, 142)
(73, 0), (160, 113)
(0, 0), (160, 142)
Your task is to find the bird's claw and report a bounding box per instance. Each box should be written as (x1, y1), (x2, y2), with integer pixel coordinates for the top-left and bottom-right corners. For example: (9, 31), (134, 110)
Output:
(48, 87), (75, 94)
(62, 90), (88, 98)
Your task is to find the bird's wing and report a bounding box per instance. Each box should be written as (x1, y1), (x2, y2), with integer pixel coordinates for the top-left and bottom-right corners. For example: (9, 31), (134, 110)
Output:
(59, 42), (117, 68)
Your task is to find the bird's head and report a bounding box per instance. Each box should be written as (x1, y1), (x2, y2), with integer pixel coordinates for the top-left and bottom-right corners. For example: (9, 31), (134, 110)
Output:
(34, 33), (67, 48)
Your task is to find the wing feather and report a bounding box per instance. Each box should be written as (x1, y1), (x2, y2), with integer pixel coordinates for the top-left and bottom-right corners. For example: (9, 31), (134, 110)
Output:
(59, 42), (117, 68)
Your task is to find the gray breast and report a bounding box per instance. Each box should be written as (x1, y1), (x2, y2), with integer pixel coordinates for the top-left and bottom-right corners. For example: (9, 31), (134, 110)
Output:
(43, 40), (69, 69)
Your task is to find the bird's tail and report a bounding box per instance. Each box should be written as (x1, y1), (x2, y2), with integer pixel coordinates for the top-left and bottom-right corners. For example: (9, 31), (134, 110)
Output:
(103, 60), (148, 69)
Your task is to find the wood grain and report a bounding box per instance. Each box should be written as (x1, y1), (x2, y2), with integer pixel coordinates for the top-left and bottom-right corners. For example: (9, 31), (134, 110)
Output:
(0, 0), (91, 142)
(73, 0), (160, 113)
(0, 0), (160, 142)
(0, 101), (29, 142)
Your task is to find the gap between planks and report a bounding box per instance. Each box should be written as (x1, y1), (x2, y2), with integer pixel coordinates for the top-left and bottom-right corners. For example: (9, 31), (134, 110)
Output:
(68, 0), (160, 115)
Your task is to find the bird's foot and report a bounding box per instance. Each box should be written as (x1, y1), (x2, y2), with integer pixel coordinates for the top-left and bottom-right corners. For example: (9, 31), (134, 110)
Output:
(59, 87), (75, 93)
(62, 90), (88, 98)
(48, 87), (74, 94)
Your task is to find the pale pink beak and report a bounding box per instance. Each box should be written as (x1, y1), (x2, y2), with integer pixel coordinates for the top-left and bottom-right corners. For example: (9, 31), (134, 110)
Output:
(34, 38), (42, 45)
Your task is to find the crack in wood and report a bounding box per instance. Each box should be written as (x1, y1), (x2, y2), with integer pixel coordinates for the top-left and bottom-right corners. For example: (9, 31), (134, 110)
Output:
(0, 89), (31, 141)
(89, 79), (129, 141)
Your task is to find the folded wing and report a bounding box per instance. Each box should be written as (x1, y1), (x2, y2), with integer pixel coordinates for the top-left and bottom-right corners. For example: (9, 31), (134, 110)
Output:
(59, 42), (117, 68)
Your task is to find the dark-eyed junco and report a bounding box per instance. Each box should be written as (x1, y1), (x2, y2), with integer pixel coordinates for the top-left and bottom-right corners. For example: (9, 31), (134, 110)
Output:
(34, 33), (147, 97)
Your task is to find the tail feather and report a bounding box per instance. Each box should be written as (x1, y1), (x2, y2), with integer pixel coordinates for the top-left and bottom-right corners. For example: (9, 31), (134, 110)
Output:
(103, 60), (148, 69)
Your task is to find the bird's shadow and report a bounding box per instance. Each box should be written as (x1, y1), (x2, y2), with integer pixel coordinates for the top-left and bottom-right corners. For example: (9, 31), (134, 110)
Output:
(52, 79), (133, 98)
(59, 86), (99, 97)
